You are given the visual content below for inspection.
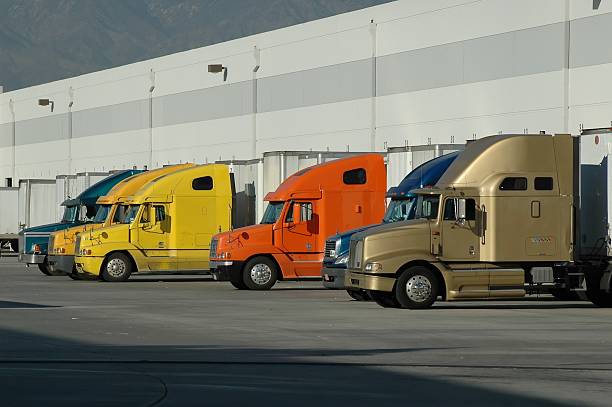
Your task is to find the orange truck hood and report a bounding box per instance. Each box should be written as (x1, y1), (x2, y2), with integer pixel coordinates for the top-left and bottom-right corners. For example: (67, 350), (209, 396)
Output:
(214, 224), (273, 254)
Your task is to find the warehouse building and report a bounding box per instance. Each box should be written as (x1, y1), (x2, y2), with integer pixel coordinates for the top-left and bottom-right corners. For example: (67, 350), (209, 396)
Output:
(0, 0), (611, 186)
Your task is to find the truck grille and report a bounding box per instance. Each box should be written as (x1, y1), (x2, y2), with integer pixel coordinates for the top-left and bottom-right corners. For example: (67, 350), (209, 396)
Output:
(348, 240), (363, 269)
(324, 240), (337, 259)
(210, 238), (218, 258)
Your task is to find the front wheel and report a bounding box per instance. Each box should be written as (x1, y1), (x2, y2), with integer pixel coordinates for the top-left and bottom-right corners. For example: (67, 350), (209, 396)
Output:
(68, 266), (97, 281)
(395, 266), (438, 309)
(101, 253), (133, 282)
(369, 290), (400, 308)
(346, 289), (371, 301)
(230, 280), (248, 290)
(243, 257), (278, 290)
(38, 259), (65, 276)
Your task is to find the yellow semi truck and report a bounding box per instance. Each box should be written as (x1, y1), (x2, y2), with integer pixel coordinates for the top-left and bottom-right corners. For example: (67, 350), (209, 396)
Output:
(48, 164), (194, 279)
(74, 164), (233, 282)
(346, 130), (612, 309)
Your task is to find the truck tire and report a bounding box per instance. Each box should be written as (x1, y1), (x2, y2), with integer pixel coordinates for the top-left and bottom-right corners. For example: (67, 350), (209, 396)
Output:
(230, 280), (248, 290)
(101, 253), (133, 282)
(550, 288), (580, 301)
(243, 257), (278, 290)
(68, 266), (97, 281)
(394, 266), (438, 309)
(346, 289), (371, 301)
(37, 263), (52, 276)
(369, 290), (401, 308)
(586, 273), (612, 307)
(38, 259), (65, 276)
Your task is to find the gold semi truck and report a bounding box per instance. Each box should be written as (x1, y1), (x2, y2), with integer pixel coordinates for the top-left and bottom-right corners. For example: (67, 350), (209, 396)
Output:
(346, 130), (612, 309)
(73, 164), (233, 282)
(47, 164), (194, 279)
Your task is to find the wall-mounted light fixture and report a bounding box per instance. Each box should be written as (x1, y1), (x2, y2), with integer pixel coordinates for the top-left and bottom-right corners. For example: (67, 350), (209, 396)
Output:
(208, 64), (228, 81)
(38, 98), (55, 112)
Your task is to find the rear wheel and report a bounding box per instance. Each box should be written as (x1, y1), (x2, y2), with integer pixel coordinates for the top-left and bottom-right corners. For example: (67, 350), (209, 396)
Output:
(586, 272), (612, 307)
(101, 253), (133, 282)
(346, 289), (371, 301)
(243, 257), (278, 290)
(395, 266), (438, 309)
(369, 290), (401, 308)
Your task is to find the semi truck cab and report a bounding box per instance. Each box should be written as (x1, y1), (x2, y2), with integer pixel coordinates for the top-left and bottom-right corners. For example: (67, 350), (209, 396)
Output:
(47, 164), (194, 278)
(322, 152), (460, 297)
(18, 169), (141, 276)
(209, 154), (387, 290)
(74, 164), (233, 281)
(346, 133), (612, 309)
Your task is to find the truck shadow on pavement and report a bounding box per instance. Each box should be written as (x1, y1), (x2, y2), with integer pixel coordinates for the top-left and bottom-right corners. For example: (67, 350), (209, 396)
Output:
(0, 327), (577, 407)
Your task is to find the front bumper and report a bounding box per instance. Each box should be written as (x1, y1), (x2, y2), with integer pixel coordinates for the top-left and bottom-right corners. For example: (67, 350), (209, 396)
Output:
(74, 256), (105, 277)
(210, 261), (244, 282)
(321, 266), (347, 289)
(48, 255), (74, 274)
(345, 270), (396, 293)
(18, 253), (46, 265)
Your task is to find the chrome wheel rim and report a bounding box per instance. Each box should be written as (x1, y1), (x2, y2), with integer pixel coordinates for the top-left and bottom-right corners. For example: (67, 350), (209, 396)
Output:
(250, 264), (272, 286)
(405, 275), (432, 303)
(107, 258), (127, 278)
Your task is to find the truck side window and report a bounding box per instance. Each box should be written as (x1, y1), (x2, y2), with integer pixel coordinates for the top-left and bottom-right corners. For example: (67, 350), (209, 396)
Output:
(299, 203), (313, 222)
(534, 177), (553, 190)
(192, 176), (213, 191)
(499, 177), (527, 191)
(443, 198), (476, 221)
(443, 199), (455, 220)
(140, 206), (150, 223)
(154, 206), (166, 222)
(285, 203), (294, 223)
(343, 168), (367, 185)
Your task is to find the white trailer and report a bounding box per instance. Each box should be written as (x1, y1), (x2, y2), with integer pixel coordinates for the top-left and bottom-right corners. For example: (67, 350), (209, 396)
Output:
(18, 179), (57, 229)
(0, 187), (19, 253)
(386, 144), (465, 191)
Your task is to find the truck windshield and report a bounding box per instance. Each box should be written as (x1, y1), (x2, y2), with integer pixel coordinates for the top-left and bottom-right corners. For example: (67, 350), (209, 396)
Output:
(383, 198), (417, 223)
(415, 195), (440, 220)
(93, 205), (111, 223)
(122, 205), (140, 224)
(261, 202), (285, 224)
(61, 205), (79, 223)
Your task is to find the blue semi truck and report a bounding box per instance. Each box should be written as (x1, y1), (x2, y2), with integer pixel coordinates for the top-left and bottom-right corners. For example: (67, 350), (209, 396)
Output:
(18, 169), (141, 276)
(321, 152), (460, 299)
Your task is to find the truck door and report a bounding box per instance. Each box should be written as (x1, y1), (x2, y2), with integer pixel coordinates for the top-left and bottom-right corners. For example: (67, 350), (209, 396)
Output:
(132, 204), (176, 272)
(281, 201), (320, 277)
(440, 197), (488, 297)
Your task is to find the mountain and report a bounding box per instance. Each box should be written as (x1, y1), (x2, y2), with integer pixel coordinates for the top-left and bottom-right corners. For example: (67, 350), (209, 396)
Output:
(0, 0), (393, 91)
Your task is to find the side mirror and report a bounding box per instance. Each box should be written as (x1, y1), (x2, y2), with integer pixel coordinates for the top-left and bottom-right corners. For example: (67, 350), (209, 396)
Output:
(455, 198), (467, 221)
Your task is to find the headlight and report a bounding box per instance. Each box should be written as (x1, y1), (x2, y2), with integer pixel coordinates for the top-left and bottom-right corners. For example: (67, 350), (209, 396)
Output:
(365, 262), (383, 272)
(333, 253), (348, 265)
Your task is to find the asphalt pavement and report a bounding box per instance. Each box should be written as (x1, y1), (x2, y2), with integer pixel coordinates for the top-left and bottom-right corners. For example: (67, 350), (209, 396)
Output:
(0, 257), (611, 406)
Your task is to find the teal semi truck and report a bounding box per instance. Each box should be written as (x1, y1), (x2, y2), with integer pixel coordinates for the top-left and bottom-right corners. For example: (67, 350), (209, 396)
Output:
(18, 169), (141, 275)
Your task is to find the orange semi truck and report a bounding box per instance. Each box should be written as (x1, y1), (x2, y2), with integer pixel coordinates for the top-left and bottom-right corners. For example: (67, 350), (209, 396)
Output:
(209, 154), (386, 290)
